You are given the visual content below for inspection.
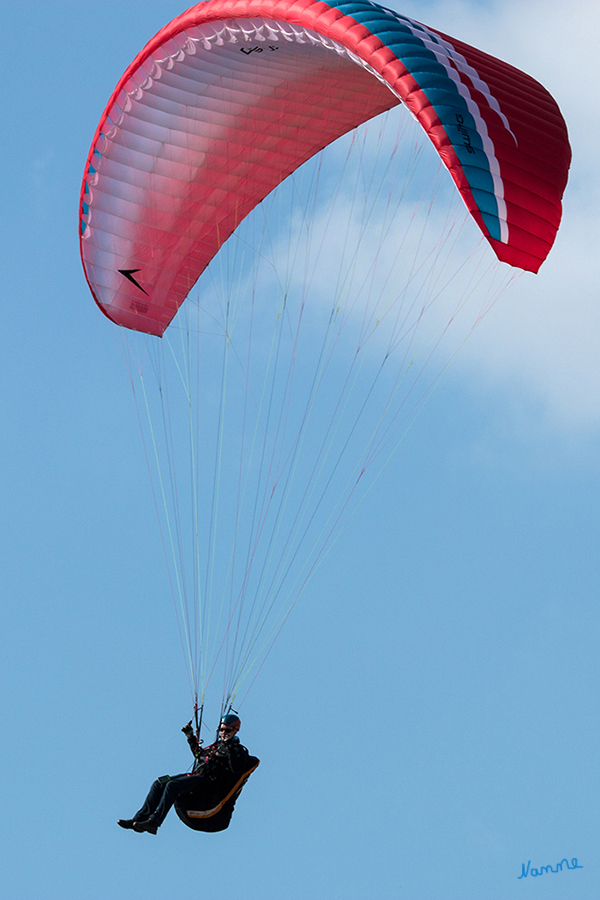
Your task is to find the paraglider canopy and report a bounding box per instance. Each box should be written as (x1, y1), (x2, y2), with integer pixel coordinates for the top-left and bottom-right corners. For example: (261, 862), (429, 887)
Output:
(80, 0), (570, 337)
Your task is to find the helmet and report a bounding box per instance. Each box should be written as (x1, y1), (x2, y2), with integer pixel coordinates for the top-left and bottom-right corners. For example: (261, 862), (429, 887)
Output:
(220, 713), (241, 731)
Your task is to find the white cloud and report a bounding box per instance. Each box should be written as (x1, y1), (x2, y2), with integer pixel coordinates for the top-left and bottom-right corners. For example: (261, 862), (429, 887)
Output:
(457, 207), (600, 433)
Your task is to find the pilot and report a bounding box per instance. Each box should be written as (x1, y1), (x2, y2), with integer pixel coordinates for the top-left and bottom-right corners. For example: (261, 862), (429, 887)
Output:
(117, 714), (250, 834)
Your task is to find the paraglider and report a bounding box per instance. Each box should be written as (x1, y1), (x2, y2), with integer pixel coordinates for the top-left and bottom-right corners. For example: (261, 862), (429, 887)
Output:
(80, 0), (570, 832)
(118, 715), (258, 834)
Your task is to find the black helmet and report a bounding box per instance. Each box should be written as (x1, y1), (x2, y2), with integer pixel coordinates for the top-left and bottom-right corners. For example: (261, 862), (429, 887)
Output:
(220, 713), (241, 731)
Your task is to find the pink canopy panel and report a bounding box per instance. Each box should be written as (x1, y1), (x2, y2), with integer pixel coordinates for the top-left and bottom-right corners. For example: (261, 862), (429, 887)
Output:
(80, 0), (571, 337)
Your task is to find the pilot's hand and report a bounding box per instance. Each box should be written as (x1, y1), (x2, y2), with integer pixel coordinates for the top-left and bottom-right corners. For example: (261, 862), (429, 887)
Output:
(182, 721), (194, 737)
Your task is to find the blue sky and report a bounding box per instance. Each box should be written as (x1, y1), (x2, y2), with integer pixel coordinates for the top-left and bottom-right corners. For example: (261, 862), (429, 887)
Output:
(1, 1), (598, 898)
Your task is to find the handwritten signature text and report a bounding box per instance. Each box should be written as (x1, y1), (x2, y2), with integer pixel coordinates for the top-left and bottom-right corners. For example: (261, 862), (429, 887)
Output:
(518, 857), (583, 879)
